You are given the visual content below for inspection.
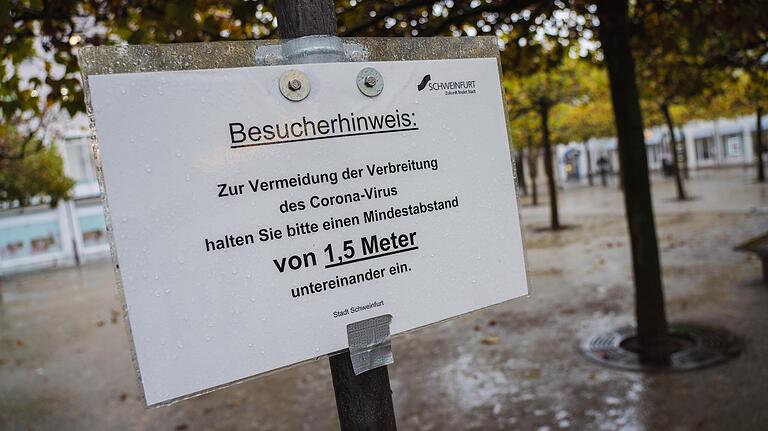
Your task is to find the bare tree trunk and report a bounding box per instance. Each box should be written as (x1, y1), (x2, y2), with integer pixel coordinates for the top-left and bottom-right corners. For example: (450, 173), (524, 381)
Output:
(274, 0), (337, 39)
(527, 135), (539, 206)
(540, 102), (560, 230)
(596, 0), (670, 365)
(661, 102), (687, 200)
(757, 106), (765, 182)
(585, 140), (594, 186)
(274, 3), (397, 429)
(516, 152), (528, 196)
(679, 128), (689, 179)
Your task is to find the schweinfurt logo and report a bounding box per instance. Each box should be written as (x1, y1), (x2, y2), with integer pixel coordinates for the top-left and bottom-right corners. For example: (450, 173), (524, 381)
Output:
(417, 74), (431, 91)
(417, 73), (477, 96)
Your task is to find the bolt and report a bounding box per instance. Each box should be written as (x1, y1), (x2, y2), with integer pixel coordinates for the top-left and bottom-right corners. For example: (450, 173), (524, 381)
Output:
(288, 79), (302, 91)
(364, 75), (377, 88)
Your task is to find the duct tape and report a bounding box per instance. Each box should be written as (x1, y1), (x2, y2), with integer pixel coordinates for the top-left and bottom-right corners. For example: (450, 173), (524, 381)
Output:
(346, 314), (394, 375)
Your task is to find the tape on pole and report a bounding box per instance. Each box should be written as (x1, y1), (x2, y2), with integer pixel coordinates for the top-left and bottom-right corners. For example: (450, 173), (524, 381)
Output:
(346, 314), (394, 375)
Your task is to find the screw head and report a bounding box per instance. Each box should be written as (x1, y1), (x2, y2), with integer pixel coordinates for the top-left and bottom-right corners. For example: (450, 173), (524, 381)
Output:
(279, 70), (310, 102)
(356, 67), (383, 97)
(288, 79), (302, 91)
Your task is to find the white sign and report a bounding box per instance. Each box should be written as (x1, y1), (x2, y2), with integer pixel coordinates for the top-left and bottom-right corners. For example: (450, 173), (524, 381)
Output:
(88, 57), (528, 405)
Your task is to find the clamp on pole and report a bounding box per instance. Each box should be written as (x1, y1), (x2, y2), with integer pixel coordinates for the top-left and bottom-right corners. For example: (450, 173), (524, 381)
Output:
(254, 35), (368, 65)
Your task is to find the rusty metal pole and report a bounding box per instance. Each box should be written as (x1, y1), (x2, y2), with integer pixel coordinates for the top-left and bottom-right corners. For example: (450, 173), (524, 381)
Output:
(272, 2), (397, 430)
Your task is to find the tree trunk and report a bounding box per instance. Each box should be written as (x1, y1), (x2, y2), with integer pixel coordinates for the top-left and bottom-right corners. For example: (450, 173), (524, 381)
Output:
(679, 128), (689, 179)
(661, 102), (687, 200)
(527, 135), (539, 206)
(585, 140), (594, 186)
(540, 102), (560, 230)
(274, 0), (337, 39)
(273, 3), (398, 429)
(596, 0), (670, 365)
(330, 352), (397, 431)
(516, 152), (528, 196)
(617, 167), (623, 190)
(757, 106), (765, 182)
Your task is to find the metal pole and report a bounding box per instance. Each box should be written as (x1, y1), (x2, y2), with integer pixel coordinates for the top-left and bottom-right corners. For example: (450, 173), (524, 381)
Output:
(272, 2), (397, 429)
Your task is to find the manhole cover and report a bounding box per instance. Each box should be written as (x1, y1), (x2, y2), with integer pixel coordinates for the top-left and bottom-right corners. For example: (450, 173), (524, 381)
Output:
(579, 323), (742, 371)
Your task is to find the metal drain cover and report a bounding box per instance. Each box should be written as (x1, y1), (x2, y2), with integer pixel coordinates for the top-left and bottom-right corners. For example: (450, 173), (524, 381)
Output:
(580, 323), (742, 371)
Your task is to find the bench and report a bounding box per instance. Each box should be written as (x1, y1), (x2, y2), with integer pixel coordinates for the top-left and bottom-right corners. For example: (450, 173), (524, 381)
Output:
(734, 232), (768, 284)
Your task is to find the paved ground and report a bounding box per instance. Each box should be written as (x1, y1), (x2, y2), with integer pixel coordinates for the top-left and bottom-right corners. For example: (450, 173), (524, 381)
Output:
(1, 168), (767, 430)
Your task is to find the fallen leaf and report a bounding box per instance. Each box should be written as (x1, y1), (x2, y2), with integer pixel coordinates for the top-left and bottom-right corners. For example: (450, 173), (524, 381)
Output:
(111, 308), (121, 324)
(481, 336), (499, 345)
(15, 339), (24, 347)
(96, 320), (105, 327)
(174, 424), (188, 431)
(521, 368), (542, 379)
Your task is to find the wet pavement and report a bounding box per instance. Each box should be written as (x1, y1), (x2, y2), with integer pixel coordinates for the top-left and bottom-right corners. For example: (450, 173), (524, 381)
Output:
(1, 168), (767, 430)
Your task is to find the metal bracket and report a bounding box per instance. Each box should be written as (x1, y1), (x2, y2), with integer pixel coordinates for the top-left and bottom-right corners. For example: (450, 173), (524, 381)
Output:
(346, 314), (394, 375)
(254, 35), (368, 65)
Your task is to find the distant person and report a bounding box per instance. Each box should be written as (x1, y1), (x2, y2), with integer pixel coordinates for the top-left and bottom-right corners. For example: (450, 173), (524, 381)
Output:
(661, 155), (673, 177)
(597, 155), (610, 187)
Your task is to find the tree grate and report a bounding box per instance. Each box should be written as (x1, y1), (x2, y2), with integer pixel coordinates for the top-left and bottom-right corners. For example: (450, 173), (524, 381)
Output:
(579, 323), (742, 371)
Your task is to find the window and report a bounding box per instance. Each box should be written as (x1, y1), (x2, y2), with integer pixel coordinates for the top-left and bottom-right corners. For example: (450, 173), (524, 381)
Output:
(722, 133), (743, 158)
(64, 137), (97, 184)
(78, 213), (108, 248)
(0, 219), (62, 260)
(694, 136), (715, 160)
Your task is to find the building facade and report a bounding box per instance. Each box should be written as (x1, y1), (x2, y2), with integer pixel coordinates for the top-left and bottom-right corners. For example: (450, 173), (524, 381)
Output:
(555, 113), (768, 183)
(0, 115), (110, 276)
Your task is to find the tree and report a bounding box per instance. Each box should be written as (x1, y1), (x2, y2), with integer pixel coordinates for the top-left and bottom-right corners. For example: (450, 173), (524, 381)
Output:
(632, 1), (730, 200)
(2, 1), (278, 128)
(555, 64), (615, 186)
(3, 1), (278, 204)
(732, 71), (768, 181)
(710, 71), (768, 182)
(0, 122), (74, 207)
(505, 60), (582, 230)
(634, 0), (768, 183)
(510, 112), (541, 205)
(595, 0), (670, 364)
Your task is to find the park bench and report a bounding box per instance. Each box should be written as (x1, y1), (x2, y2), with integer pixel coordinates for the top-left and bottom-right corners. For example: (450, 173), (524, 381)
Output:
(734, 232), (768, 284)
